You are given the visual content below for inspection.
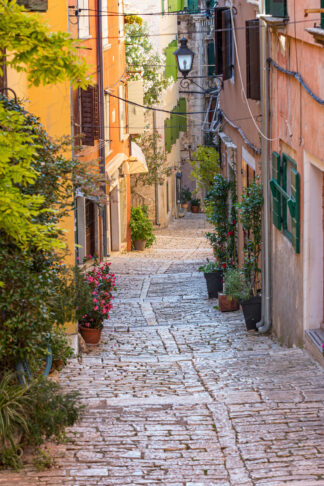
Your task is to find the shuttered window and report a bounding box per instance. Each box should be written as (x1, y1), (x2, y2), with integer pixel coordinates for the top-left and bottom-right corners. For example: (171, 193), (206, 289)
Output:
(214, 7), (234, 81)
(164, 40), (178, 81)
(265, 0), (288, 18)
(270, 152), (300, 253)
(78, 0), (90, 39)
(207, 42), (215, 76)
(16, 0), (48, 11)
(187, 0), (198, 13)
(80, 85), (99, 146)
(246, 19), (260, 100)
(321, 0), (324, 29)
(164, 98), (187, 153)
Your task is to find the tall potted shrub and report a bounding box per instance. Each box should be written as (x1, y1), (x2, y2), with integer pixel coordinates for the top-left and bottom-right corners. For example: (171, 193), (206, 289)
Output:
(236, 179), (263, 329)
(129, 205), (155, 250)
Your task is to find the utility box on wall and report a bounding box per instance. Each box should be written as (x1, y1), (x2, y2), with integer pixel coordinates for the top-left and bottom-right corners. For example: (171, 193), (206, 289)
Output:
(16, 0), (48, 12)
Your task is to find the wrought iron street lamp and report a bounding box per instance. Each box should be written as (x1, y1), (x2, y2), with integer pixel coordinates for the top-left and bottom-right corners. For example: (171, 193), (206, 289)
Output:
(173, 38), (195, 78)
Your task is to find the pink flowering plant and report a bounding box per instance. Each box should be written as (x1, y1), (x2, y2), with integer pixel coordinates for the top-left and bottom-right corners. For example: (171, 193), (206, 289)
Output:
(75, 262), (117, 329)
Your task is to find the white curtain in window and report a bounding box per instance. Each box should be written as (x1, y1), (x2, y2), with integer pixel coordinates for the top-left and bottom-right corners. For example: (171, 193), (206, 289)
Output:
(78, 0), (90, 39)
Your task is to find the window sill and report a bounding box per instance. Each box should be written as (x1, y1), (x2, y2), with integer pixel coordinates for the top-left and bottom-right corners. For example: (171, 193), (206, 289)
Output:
(258, 14), (289, 29)
(305, 27), (324, 46)
(78, 35), (92, 41)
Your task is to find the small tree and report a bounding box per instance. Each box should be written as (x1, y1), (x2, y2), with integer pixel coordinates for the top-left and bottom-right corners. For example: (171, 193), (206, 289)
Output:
(125, 16), (172, 106)
(189, 146), (220, 192)
(133, 130), (172, 186)
(237, 179), (263, 295)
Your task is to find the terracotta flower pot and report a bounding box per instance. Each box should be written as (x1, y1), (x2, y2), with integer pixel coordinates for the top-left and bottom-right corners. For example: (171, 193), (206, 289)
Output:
(181, 202), (189, 209)
(191, 205), (200, 213)
(218, 293), (239, 312)
(134, 239), (146, 251)
(79, 326), (102, 345)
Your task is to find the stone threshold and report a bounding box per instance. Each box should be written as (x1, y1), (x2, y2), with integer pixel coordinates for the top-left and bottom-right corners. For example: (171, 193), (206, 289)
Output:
(305, 328), (324, 368)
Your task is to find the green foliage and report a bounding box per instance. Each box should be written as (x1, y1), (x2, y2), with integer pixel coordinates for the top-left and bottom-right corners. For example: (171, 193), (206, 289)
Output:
(205, 174), (238, 269)
(0, 375), (84, 469)
(236, 179), (263, 294)
(134, 131), (172, 186)
(198, 259), (222, 273)
(125, 19), (172, 106)
(189, 146), (220, 191)
(0, 0), (89, 88)
(180, 187), (192, 203)
(190, 198), (201, 207)
(224, 268), (251, 301)
(129, 206), (156, 248)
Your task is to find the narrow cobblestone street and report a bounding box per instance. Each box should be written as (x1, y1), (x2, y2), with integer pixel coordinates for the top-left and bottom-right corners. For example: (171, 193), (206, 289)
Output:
(2, 214), (324, 486)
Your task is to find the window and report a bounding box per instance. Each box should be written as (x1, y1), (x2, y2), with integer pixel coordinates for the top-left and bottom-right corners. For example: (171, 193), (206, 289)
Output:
(246, 19), (260, 100)
(119, 85), (126, 141)
(80, 85), (99, 146)
(78, 0), (90, 39)
(214, 8), (234, 81)
(187, 0), (198, 13)
(168, 0), (185, 12)
(118, 0), (124, 38)
(270, 152), (300, 253)
(164, 40), (178, 81)
(102, 0), (109, 47)
(265, 0), (288, 18)
(207, 42), (215, 76)
(104, 93), (110, 152)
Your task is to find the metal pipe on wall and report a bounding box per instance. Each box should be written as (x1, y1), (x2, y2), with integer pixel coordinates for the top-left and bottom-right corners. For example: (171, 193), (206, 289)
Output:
(97, 0), (108, 257)
(257, 0), (272, 333)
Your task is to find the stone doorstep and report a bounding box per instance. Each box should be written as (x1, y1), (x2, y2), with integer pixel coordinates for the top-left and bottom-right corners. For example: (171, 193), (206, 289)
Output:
(304, 329), (324, 369)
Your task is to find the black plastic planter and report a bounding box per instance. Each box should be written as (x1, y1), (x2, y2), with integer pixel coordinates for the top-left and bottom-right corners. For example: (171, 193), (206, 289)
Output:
(204, 271), (223, 298)
(241, 296), (261, 330)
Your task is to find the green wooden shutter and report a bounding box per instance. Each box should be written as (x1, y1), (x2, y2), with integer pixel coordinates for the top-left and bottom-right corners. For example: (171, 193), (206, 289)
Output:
(187, 0), (199, 13)
(288, 167), (300, 254)
(164, 40), (178, 81)
(265, 0), (287, 18)
(269, 151), (282, 230)
(162, 0), (164, 15)
(168, 0), (177, 12)
(207, 42), (216, 76)
(178, 98), (187, 132)
(164, 118), (171, 153)
(321, 0), (324, 29)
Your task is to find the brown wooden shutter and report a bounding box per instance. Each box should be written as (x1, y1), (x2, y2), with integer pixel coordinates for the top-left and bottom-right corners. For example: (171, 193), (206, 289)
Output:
(222, 8), (233, 81)
(16, 0), (48, 11)
(246, 19), (260, 100)
(214, 8), (233, 80)
(81, 85), (100, 146)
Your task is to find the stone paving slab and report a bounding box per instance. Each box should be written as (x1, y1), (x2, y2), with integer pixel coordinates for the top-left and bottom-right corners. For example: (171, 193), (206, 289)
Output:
(2, 214), (324, 485)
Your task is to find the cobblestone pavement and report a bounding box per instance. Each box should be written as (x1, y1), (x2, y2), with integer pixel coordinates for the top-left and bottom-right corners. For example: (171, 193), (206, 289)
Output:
(2, 214), (324, 485)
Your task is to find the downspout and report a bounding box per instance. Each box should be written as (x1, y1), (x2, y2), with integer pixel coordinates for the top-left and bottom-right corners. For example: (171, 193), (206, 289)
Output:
(97, 0), (108, 257)
(257, 0), (272, 333)
(67, 1), (78, 263)
(153, 111), (160, 226)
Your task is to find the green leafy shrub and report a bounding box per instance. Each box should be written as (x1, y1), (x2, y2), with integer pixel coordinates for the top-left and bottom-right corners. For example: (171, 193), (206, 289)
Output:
(190, 198), (201, 207)
(129, 206), (156, 248)
(224, 268), (251, 302)
(180, 187), (192, 203)
(0, 375), (84, 469)
(198, 259), (223, 273)
(189, 146), (220, 191)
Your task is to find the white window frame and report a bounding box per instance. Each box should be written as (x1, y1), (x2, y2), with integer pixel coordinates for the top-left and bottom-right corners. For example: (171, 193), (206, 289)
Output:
(78, 0), (90, 39)
(104, 93), (111, 153)
(118, 0), (124, 38)
(101, 0), (109, 47)
(118, 85), (126, 141)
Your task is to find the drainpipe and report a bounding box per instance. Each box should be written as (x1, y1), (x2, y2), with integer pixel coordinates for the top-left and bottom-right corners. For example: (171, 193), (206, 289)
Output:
(97, 0), (108, 257)
(153, 111), (160, 226)
(257, 0), (272, 333)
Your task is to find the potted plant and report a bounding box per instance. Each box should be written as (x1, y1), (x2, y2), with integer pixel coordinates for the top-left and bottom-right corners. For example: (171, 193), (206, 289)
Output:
(198, 259), (224, 298)
(180, 187), (192, 209)
(75, 262), (116, 344)
(190, 198), (201, 213)
(236, 180), (263, 329)
(218, 268), (248, 314)
(129, 205), (156, 251)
